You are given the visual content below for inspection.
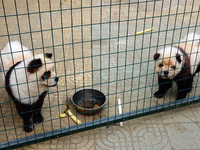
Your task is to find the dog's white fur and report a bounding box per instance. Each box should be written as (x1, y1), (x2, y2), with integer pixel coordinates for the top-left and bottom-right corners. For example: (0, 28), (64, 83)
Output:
(155, 33), (200, 79)
(180, 33), (200, 74)
(0, 41), (58, 104)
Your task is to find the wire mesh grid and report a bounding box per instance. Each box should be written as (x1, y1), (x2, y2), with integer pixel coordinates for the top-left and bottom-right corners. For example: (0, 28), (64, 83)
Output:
(0, 0), (200, 149)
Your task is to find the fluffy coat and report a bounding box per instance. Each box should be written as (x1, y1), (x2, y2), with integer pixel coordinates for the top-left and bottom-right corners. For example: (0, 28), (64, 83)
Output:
(154, 33), (200, 100)
(0, 41), (59, 132)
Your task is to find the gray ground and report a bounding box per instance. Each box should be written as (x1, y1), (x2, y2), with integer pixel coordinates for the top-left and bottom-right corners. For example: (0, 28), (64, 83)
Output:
(0, 0), (200, 148)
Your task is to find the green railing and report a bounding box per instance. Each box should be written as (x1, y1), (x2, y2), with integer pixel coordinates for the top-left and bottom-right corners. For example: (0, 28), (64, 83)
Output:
(0, 0), (199, 149)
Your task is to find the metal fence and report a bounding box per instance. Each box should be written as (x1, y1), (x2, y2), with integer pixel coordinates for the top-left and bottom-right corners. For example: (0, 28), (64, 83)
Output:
(0, 0), (200, 149)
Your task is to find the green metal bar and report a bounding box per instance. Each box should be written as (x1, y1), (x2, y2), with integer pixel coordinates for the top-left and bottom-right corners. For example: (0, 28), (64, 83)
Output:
(0, 11), (199, 38)
(37, 0), (50, 136)
(132, 0), (140, 115)
(1, 0), (22, 144)
(60, 0), (70, 131)
(115, 0), (122, 120)
(107, 0), (111, 122)
(192, 6), (200, 99)
(144, 0), (156, 112)
(1, 25), (200, 56)
(138, 0), (148, 113)
(0, 0), (162, 18)
(161, 0), (173, 106)
(1, 95), (200, 150)
(123, 0), (131, 117)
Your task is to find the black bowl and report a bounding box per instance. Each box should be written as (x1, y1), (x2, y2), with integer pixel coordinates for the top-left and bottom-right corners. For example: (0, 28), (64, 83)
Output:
(71, 88), (106, 115)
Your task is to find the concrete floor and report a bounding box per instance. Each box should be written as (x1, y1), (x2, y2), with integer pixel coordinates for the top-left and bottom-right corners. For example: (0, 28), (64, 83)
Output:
(0, 0), (200, 149)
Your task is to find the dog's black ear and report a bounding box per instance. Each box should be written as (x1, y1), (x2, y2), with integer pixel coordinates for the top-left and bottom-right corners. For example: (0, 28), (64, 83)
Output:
(27, 59), (42, 73)
(176, 54), (182, 63)
(153, 53), (160, 60)
(45, 53), (52, 59)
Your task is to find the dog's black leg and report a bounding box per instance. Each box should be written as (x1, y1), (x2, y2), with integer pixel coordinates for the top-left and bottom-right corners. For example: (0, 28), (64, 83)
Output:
(176, 77), (193, 100)
(33, 102), (44, 124)
(195, 64), (200, 74)
(22, 114), (34, 133)
(15, 105), (34, 133)
(154, 77), (172, 98)
(33, 110), (43, 124)
(33, 91), (47, 124)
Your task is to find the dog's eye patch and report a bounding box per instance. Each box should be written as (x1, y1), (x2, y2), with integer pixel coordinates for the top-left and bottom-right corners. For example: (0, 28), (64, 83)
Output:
(41, 71), (51, 80)
(159, 63), (164, 67)
(170, 66), (176, 69)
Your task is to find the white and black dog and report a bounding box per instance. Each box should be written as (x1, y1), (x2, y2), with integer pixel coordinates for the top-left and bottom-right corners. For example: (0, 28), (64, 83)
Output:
(154, 33), (200, 100)
(0, 41), (59, 132)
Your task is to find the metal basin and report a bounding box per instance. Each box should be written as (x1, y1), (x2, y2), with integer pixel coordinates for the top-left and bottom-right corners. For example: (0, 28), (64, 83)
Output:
(71, 88), (106, 115)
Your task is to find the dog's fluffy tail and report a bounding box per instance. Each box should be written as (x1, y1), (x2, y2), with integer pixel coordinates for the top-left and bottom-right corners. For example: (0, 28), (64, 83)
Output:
(183, 32), (200, 47)
(0, 41), (31, 71)
(1, 41), (28, 56)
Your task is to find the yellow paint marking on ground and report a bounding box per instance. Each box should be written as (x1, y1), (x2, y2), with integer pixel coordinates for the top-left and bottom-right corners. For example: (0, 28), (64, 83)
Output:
(136, 28), (154, 35)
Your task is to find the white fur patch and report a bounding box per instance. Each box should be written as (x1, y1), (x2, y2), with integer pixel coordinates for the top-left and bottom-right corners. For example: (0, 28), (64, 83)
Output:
(180, 33), (200, 74)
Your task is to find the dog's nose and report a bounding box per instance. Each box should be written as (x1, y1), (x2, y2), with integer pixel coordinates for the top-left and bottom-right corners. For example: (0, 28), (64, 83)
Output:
(55, 77), (59, 82)
(163, 71), (169, 75)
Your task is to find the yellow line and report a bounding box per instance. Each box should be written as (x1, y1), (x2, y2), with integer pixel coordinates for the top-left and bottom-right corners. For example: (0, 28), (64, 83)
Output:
(136, 28), (154, 35)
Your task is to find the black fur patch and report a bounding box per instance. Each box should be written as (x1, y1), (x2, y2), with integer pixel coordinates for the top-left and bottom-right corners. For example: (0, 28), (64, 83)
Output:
(5, 61), (22, 102)
(41, 71), (51, 80)
(45, 53), (52, 59)
(176, 54), (182, 63)
(175, 46), (191, 76)
(153, 53), (160, 60)
(195, 64), (200, 74)
(27, 59), (42, 73)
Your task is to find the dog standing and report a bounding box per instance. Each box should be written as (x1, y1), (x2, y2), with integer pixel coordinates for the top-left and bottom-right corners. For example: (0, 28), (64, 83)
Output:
(0, 41), (59, 132)
(153, 33), (200, 100)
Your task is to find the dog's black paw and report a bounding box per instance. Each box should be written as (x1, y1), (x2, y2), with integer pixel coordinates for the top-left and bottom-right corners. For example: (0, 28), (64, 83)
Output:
(154, 91), (165, 98)
(176, 94), (187, 101)
(23, 125), (34, 133)
(33, 114), (43, 124)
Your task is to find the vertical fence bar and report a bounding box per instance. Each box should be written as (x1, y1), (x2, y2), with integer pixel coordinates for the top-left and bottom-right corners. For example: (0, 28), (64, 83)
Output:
(192, 5), (200, 99)
(1, 0), (22, 144)
(0, 98), (9, 144)
(70, 0), (79, 130)
(80, 0), (87, 128)
(167, 0), (181, 106)
(162, 0), (173, 106)
(115, 0), (122, 120)
(107, 0), (112, 122)
(90, 0), (95, 126)
(140, 0), (148, 112)
(48, 0), (62, 133)
(130, 0), (139, 115)
(144, 0), (156, 112)
(183, 0), (198, 104)
(154, 0), (165, 109)
(15, 0), (38, 140)
(99, 0), (103, 124)
(123, 0), (131, 117)
(59, 0), (67, 133)
(36, 0), (51, 135)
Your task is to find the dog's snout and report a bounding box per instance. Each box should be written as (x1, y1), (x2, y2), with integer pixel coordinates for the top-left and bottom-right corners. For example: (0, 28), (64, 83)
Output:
(55, 77), (59, 82)
(163, 71), (169, 75)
